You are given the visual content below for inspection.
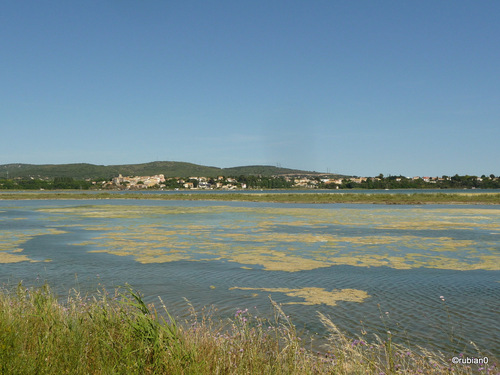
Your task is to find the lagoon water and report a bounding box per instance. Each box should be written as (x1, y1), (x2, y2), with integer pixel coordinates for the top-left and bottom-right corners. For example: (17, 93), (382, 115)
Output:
(1, 198), (499, 357)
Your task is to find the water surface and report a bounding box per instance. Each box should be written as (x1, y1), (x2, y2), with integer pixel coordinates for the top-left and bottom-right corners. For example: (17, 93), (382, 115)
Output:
(1, 199), (499, 357)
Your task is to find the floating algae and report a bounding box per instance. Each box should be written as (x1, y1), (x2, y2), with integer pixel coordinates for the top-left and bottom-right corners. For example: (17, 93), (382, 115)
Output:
(0, 252), (32, 263)
(16, 204), (498, 271)
(230, 286), (370, 306)
(0, 228), (66, 263)
(37, 204), (250, 219)
(223, 249), (330, 272)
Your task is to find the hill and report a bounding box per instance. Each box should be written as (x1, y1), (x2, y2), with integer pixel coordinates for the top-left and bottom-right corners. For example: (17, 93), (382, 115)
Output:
(221, 165), (325, 176)
(0, 162), (341, 180)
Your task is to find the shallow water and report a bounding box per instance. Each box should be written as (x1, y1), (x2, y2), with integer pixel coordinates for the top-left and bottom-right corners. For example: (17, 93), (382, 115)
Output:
(1, 199), (499, 357)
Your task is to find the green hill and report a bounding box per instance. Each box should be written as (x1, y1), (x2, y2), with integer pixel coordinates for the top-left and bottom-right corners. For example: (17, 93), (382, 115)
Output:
(0, 162), (340, 180)
(222, 165), (324, 176)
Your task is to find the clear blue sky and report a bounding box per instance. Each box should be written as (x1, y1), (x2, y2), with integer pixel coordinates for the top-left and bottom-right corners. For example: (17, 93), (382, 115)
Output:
(2, 1), (499, 176)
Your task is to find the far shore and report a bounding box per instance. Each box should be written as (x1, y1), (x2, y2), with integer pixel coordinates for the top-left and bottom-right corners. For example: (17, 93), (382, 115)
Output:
(1, 191), (499, 205)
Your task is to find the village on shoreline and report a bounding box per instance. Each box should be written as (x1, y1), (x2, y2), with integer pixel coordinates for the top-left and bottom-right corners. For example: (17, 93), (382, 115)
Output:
(105, 173), (500, 190)
(1, 172), (500, 191)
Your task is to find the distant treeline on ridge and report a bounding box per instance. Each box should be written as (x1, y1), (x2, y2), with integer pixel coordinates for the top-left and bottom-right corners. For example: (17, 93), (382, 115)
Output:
(0, 161), (326, 180)
(0, 162), (499, 190)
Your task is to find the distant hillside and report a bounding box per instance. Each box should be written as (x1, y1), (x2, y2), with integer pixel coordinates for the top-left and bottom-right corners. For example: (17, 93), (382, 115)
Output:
(0, 162), (220, 179)
(222, 165), (325, 176)
(0, 162), (342, 180)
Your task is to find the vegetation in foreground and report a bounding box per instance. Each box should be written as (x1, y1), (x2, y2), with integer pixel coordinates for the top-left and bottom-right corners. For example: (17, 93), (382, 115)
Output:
(0, 191), (500, 205)
(0, 284), (497, 374)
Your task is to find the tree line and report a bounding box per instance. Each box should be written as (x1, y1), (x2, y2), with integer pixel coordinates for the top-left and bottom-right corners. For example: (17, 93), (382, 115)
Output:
(0, 177), (93, 190)
(323, 174), (500, 190)
(1, 174), (499, 190)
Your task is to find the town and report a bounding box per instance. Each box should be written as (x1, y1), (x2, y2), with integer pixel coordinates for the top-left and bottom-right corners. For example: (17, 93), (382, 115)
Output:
(1, 173), (499, 191)
(102, 173), (500, 190)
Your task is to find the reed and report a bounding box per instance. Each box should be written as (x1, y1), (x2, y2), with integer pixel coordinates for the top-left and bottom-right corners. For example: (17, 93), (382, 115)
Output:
(0, 191), (500, 204)
(0, 284), (497, 374)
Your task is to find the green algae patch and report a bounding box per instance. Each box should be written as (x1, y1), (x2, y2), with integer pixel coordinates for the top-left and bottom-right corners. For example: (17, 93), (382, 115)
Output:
(37, 204), (248, 219)
(0, 252), (32, 263)
(0, 228), (65, 263)
(52, 205), (499, 271)
(230, 287), (370, 306)
(224, 250), (330, 272)
(88, 247), (191, 264)
(0, 228), (67, 251)
(11, 203), (498, 271)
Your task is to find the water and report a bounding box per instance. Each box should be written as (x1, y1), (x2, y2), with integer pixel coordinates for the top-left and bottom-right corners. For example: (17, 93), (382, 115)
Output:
(1, 199), (499, 358)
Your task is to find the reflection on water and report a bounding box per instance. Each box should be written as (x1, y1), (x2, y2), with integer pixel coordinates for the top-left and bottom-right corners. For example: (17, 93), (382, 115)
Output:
(0, 199), (499, 357)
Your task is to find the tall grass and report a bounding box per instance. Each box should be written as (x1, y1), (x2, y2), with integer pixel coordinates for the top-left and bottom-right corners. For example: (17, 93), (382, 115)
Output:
(0, 284), (497, 374)
(1, 191), (499, 204)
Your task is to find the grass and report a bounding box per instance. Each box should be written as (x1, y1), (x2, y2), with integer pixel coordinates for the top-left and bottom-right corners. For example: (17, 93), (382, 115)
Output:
(1, 191), (500, 204)
(0, 284), (497, 374)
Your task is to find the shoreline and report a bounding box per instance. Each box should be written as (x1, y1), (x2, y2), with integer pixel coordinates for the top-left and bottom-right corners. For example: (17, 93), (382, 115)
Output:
(1, 284), (497, 374)
(1, 191), (499, 204)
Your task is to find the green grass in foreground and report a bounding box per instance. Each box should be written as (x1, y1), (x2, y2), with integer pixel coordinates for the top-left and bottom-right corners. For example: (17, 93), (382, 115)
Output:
(1, 191), (500, 204)
(0, 284), (497, 374)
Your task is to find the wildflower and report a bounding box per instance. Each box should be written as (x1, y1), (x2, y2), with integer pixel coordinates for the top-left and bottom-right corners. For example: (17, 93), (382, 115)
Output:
(235, 308), (248, 318)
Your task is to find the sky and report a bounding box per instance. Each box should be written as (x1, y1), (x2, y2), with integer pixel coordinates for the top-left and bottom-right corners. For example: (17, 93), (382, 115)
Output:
(1, 1), (499, 177)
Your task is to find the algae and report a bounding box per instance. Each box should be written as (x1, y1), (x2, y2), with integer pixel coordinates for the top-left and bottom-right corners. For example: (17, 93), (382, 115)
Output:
(0, 252), (33, 263)
(0, 227), (66, 263)
(230, 287), (370, 306)
(6, 204), (498, 271)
